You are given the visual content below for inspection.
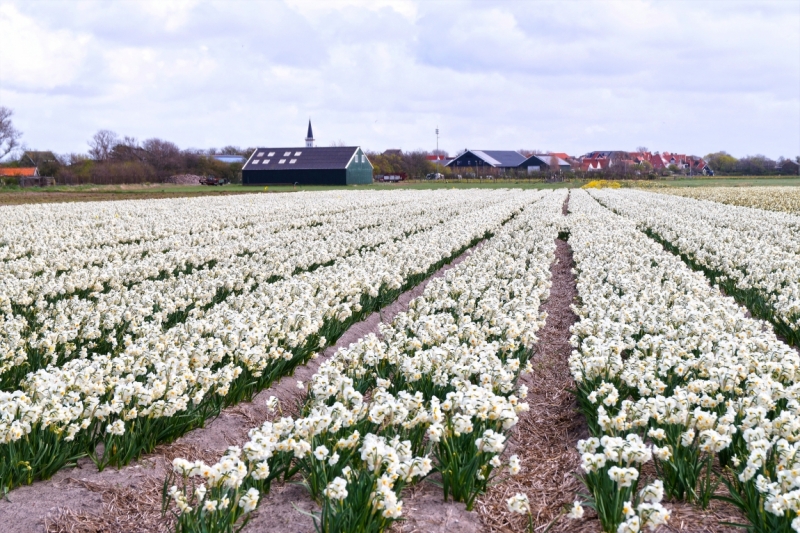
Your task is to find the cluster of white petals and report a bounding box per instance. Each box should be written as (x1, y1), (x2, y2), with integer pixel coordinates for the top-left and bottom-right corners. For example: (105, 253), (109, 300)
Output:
(0, 190), (544, 465)
(662, 186), (800, 214)
(174, 190), (568, 522)
(568, 189), (800, 529)
(589, 188), (800, 337)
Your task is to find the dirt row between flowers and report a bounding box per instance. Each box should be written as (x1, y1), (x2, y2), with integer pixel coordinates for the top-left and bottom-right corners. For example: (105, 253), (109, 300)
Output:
(0, 241), (488, 533)
(467, 193), (590, 532)
(473, 193), (744, 533)
(472, 234), (591, 533)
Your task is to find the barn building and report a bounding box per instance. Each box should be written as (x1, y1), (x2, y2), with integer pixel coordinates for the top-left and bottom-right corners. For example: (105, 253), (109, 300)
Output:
(242, 121), (373, 185)
(520, 154), (571, 172)
(445, 150), (527, 171)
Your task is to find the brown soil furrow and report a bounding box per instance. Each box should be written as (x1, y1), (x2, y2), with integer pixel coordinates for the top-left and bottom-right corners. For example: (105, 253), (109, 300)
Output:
(0, 242), (483, 533)
(476, 236), (593, 533)
(476, 192), (595, 533)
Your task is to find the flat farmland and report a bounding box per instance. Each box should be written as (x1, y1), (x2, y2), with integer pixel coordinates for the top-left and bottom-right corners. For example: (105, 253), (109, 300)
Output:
(1, 187), (799, 533)
(1, 176), (799, 207)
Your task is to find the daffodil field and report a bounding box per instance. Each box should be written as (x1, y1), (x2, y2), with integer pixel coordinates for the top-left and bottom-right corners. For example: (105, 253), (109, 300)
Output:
(3, 186), (800, 533)
(0, 190), (541, 490)
(568, 189), (800, 533)
(662, 186), (800, 214)
(589, 188), (800, 345)
(164, 190), (565, 533)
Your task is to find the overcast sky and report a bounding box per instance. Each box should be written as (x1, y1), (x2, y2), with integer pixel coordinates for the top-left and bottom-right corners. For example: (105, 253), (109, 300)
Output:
(1, 0), (798, 159)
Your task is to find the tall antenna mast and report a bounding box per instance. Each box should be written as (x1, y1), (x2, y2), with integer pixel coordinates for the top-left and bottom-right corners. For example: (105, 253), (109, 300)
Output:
(435, 126), (439, 155)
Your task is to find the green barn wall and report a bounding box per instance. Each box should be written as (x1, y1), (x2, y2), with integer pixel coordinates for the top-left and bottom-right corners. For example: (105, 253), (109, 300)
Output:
(346, 147), (374, 185)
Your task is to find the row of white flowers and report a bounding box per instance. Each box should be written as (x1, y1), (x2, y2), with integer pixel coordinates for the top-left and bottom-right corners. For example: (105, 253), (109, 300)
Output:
(588, 188), (800, 344)
(0, 189), (543, 491)
(0, 192), (507, 384)
(661, 186), (800, 214)
(165, 190), (568, 533)
(567, 189), (799, 533)
(0, 191), (427, 264)
(0, 192), (479, 307)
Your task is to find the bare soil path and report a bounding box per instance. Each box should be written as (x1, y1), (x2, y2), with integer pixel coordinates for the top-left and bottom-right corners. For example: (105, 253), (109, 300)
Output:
(475, 192), (593, 533)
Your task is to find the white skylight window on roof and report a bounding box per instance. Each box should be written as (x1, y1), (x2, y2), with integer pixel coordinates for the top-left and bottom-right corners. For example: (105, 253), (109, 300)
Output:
(253, 160), (260, 165)
(284, 152), (291, 156)
(257, 152), (264, 157)
(268, 152), (275, 157)
(279, 159), (286, 164)
(289, 159), (297, 164)
(294, 152), (302, 156)
(264, 159), (270, 164)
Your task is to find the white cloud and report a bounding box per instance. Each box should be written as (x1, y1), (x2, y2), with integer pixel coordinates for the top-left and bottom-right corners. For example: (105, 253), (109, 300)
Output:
(0, 0), (797, 159)
(0, 4), (91, 90)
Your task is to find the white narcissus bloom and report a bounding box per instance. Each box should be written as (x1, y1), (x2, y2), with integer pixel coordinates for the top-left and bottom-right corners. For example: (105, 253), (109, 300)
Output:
(238, 488), (259, 513)
(568, 500), (584, 519)
(639, 480), (665, 503)
(608, 466), (639, 488)
(506, 493), (530, 514)
(313, 445), (329, 460)
(251, 461), (270, 480)
(266, 396), (279, 412)
(203, 500), (218, 513)
(324, 477), (348, 501)
(107, 420), (126, 436)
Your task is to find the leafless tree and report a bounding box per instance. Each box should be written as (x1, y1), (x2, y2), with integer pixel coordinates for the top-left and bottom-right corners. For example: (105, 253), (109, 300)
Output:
(0, 107), (22, 160)
(88, 130), (119, 161)
(142, 138), (182, 172)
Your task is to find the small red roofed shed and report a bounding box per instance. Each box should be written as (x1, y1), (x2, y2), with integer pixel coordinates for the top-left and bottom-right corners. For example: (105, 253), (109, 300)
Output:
(0, 167), (39, 177)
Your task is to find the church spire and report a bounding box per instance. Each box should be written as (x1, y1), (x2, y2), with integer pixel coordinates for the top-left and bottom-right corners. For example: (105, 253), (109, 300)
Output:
(305, 119), (314, 148)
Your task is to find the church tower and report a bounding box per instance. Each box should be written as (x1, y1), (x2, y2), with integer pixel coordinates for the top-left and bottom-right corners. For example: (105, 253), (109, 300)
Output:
(305, 119), (315, 148)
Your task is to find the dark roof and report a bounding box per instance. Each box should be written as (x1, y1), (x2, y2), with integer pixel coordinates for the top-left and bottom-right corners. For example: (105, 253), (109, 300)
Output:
(243, 146), (363, 171)
(447, 150), (526, 168)
(383, 149), (403, 156)
(306, 120), (313, 139)
(521, 154), (570, 168)
(480, 150), (526, 167)
(581, 151), (615, 159)
(22, 151), (57, 166)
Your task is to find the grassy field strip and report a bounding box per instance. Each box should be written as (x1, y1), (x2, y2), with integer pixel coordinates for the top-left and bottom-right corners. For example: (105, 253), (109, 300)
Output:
(566, 189), (799, 533)
(162, 190), (566, 533)
(660, 186), (800, 214)
(588, 189), (800, 347)
(0, 190), (545, 493)
(0, 194), (501, 388)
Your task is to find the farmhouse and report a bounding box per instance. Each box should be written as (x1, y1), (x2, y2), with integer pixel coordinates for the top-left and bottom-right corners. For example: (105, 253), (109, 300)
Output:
(242, 121), (373, 185)
(0, 167), (39, 177)
(446, 149), (527, 171)
(780, 160), (800, 175)
(242, 146), (373, 186)
(21, 151), (57, 167)
(520, 154), (571, 172)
